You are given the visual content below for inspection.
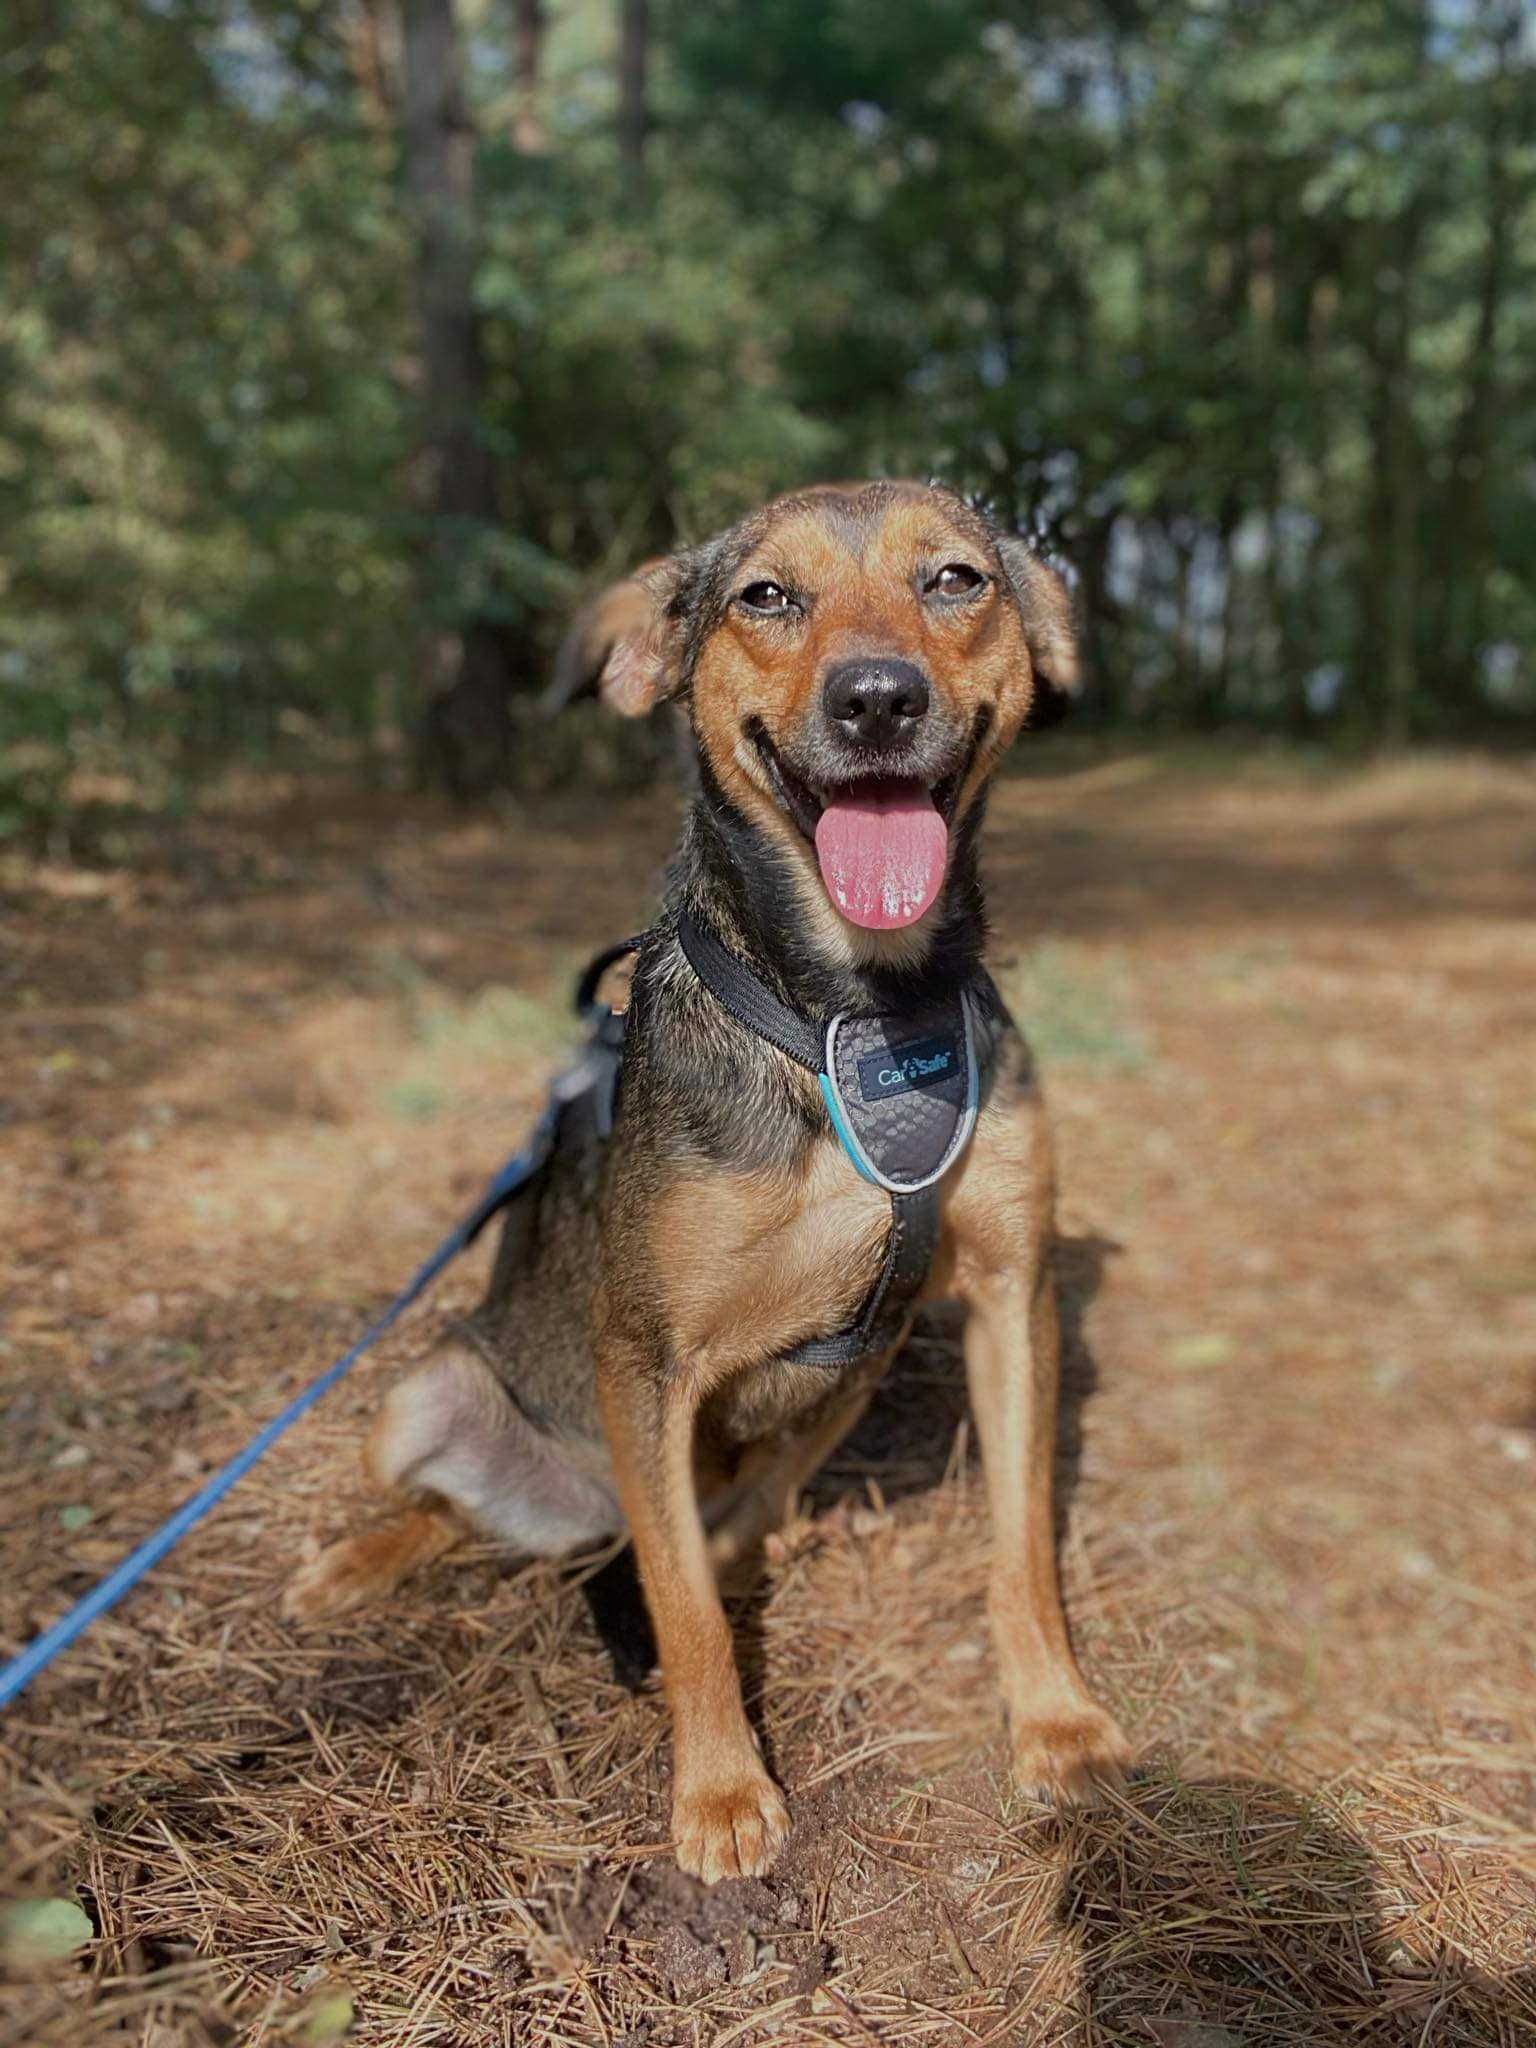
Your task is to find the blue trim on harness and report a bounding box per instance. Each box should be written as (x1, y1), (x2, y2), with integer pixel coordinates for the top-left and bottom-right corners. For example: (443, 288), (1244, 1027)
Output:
(820, 995), (980, 1196)
(817, 1072), (883, 1186)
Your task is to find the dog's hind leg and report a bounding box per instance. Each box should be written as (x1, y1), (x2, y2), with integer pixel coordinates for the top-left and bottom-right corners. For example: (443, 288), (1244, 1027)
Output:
(283, 1339), (621, 1621)
(705, 1375), (877, 1580)
(572, 1373), (868, 1689)
(282, 1500), (462, 1619)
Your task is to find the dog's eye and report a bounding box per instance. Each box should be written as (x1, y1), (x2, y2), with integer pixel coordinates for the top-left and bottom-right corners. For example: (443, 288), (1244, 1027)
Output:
(927, 563), (986, 598)
(738, 580), (794, 615)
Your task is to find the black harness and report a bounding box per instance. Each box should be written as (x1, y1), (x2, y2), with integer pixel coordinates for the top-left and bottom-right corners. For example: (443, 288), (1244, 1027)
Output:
(522, 914), (992, 1373)
(674, 911), (986, 1368)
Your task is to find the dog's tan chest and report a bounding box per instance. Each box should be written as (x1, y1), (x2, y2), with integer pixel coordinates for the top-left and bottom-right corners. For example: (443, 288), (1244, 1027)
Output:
(652, 1137), (889, 1383)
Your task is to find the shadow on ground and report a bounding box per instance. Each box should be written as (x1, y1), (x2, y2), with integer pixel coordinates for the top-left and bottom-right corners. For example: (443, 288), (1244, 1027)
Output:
(1055, 1774), (1536, 2046)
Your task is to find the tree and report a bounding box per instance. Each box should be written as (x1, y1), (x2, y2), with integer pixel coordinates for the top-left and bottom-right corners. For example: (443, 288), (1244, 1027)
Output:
(513, 0), (548, 154)
(619, 0), (649, 179)
(402, 0), (518, 795)
(0, 0), (409, 794)
(4, 0), (1534, 822)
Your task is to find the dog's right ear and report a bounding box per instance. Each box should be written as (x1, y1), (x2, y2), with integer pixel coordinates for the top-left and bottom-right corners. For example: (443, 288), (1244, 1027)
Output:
(543, 555), (685, 719)
(991, 532), (1081, 728)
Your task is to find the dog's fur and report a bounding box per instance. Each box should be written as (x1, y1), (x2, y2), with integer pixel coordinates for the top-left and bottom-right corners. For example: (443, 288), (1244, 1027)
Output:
(286, 480), (1129, 1881)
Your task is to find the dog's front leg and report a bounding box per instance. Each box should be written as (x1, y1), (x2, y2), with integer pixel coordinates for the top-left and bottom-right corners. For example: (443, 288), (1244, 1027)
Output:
(960, 1257), (1130, 1803)
(596, 1331), (790, 1881)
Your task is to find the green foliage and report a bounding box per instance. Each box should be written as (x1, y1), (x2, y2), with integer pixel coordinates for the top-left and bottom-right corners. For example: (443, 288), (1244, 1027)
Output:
(2, 0), (1533, 824)
(1, 0), (412, 791)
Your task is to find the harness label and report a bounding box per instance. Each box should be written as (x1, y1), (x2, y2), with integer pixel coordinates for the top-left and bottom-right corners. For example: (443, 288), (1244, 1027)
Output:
(856, 1034), (960, 1104)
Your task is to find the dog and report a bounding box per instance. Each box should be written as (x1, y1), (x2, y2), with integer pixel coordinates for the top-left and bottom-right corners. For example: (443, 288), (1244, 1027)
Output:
(285, 479), (1130, 1882)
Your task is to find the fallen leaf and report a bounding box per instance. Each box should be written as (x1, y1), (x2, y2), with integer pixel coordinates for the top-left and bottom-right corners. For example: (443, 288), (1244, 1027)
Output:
(1169, 1333), (1235, 1370)
(0, 1896), (93, 1971)
(296, 1989), (355, 2043)
(59, 1505), (94, 1532)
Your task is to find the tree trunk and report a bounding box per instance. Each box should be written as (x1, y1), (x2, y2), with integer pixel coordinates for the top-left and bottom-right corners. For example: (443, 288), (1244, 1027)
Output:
(1431, 0), (1520, 724)
(402, 0), (511, 796)
(1075, 512), (1119, 723)
(1381, 220), (1421, 745)
(1215, 491), (1243, 725)
(512, 0), (547, 155)
(1169, 529), (1198, 723)
(1355, 196), (1424, 744)
(1300, 264), (1340, 732)
(1356, 5), (1428, 744)
(347, 0), (400, 127)
(618, 0), (649, 179)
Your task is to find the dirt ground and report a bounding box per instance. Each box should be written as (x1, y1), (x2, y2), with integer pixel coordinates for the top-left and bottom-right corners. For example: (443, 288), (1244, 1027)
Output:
(2, 746), (1535, 2046)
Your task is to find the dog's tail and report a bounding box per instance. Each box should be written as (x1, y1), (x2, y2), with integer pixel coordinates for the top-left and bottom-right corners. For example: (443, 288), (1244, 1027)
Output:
(540, 558), (666, 716)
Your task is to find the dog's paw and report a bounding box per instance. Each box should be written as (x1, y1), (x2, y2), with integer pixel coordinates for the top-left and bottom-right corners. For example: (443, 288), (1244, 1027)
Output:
(281, 1539), (376, 1623)
(673, 1771), (790, 1884)
(1009, 1705), (1130, 1808)
(282, 1508), (460, 1624)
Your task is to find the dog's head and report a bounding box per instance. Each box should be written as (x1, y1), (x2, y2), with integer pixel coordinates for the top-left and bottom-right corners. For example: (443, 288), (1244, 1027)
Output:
(568, 481), (1078, 952)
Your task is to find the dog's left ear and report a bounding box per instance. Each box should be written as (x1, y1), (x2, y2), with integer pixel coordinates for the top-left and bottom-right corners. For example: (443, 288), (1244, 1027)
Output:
(543, 555), (687, 719)
(993, 534), (1081, 727)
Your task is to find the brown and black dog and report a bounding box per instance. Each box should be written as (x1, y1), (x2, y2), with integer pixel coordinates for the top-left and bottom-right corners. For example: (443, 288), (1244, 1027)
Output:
(285, 480), (1130, 1882)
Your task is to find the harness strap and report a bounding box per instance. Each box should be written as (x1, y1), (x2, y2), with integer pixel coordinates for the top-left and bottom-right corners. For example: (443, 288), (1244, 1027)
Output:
(677, 911), (824, 1072)
(575, 935), (646, 1018)
(778, 1183), (939, 1370)
(571, 935), (643, 1138)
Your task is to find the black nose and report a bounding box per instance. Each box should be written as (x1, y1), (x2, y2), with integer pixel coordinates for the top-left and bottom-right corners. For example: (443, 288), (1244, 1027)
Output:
(821, 658), (931, 750)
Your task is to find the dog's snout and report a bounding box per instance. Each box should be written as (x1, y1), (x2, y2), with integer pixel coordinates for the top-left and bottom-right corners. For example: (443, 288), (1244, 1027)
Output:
(821, 658), (930, 750)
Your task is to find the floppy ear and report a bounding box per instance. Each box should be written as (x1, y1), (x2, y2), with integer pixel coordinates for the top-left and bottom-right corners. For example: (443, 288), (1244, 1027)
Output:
(993, 534), (1081, 728)
(542, 555), (682, 719)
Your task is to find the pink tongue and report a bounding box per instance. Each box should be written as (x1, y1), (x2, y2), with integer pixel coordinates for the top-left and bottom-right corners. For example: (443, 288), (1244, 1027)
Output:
(814, 782), (949, 930)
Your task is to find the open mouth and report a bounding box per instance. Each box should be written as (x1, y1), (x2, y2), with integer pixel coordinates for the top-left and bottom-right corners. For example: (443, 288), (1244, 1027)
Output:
(747, 722), (971, 932)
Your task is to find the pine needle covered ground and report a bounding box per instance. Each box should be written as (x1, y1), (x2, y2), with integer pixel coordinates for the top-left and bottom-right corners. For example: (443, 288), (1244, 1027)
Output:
(3, 749), (1534, 2045)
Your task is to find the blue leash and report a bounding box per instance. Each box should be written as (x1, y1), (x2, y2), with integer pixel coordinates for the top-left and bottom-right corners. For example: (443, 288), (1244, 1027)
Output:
(0, 1103), (568, 1712)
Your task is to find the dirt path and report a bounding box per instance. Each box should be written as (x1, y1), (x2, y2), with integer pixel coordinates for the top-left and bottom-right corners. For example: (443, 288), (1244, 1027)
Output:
(3, 750), (1535, 2045)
